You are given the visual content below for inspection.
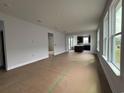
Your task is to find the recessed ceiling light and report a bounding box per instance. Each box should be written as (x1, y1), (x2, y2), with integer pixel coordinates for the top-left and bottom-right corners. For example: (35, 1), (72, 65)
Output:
(3, 3), (9, 8)
(37, 20), (42, 23)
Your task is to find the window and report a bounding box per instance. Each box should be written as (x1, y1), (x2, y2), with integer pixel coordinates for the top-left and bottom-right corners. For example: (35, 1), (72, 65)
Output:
(110, 0), (122, 69)
(83, 36), (89, 44)
(97, 29), (100, 51)
(99, 0), (122, 75)
(68, 36), (78, 50)
(77, 36), (90, 44)
(68, 36), (74, 50)
(103, 12), (109, 59)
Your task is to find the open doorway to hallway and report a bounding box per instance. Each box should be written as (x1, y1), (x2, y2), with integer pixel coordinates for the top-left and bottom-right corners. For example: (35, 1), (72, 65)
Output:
(48, 33), (54, 57)
(0, 21), (6, 70)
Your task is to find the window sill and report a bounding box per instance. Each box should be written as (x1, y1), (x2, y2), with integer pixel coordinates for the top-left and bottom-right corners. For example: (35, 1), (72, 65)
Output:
(97, 48), (99, 51)
(102, 55), (120, 76)
(102, 55), (107, 61)
(108, 62), (120, 76)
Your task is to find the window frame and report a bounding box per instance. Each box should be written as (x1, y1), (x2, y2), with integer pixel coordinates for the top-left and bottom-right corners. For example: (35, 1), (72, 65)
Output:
(97, 29), (100, 51)
(98, 0), (123, 76)
(103, 11), (109, 60)
(110, 0), (122, 70)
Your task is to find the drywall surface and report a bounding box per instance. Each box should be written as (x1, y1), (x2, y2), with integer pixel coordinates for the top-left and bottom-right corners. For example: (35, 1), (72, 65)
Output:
(54, 32), (66, 55)
(0, 12), (66, 70)
(66, 31), (97, 53)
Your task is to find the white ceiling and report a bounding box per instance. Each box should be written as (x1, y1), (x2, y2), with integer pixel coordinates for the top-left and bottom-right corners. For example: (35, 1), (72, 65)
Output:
(0, 0), (107, 33)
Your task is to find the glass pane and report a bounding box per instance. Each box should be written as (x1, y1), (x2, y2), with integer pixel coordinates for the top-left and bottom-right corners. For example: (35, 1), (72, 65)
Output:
(103, 38), (107, 56)
(115, 2), (122, 33)
(83, 37), (89, 44)
(113, 35), (121, 69)
(68, 37), (71, 50)
(70, 37), (73, 49)
(104, 12), (109, 37)
(97, 30), (100, 50)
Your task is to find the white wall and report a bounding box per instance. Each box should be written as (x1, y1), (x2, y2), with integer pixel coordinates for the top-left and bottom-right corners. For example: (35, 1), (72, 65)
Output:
(0, 12), (66, 70)
(66, 31), (97, 53)
(54, 32), (66, 55)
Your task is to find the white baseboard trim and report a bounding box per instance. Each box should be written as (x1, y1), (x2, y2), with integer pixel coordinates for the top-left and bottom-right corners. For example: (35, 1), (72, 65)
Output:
(54, 51), (66, 56)
(6, 51), (66, 71)
(7, 56), (48, 71)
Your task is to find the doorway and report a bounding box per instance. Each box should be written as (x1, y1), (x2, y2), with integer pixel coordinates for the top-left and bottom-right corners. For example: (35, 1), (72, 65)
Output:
(48, 33), (54, 57)
(0, 21), (6, 70)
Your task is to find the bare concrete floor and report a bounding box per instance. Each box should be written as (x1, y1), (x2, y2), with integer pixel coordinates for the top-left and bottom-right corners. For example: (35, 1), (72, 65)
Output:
(0, 52), (102, 93)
